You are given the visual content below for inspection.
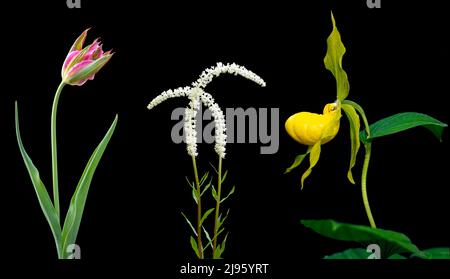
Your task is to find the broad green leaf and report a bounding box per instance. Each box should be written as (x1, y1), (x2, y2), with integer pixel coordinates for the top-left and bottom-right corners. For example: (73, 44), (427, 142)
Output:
(15, 102), (62, 257)
(221, 186), (235, 203)
(324, 248), (370, 259)
(341, 103), (361, 184)
(284, 148), (311, 174)
(61, 115), (118, 258)
(301, 142), (321, 189)
(190, 236), (200, 258)
(388, 254), (407, 259)
(181, 212), (197, 237)
(413, 247), (450, 259)
(324, 12), (349, 102)
(301, 219), (421, 258)
(200, 208), (215, 226)
(360, 112), (447, 144)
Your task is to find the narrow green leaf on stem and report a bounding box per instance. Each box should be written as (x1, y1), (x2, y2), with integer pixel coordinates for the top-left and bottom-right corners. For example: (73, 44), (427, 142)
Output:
(181, 212), (198, 237)
(15, 102), (63, 258)
(221, 186), (235, 203)
(61, 115), (118, 258)
(190, 236), (200, 258)
(200, 208), (215, 226)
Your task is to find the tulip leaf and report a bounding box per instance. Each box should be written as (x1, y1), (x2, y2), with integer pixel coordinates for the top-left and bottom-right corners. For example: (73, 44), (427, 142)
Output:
(301, 219), (421, 258)
(324, 12), (349, 102)
(360, 112), (447, 144)
(61, 115), (118, 258)
(324, 248), (371, 259)
(15, 102), (62, 257)
(412, 247), (450, 259)
(341, 104), (361, 184)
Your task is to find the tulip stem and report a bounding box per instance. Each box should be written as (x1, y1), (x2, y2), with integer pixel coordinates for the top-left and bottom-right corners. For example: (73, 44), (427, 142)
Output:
(51, 81), (66, 220)
(212, 155), (223, 258)
(191, 155), (204, 259)
(362, 142), (376, 228)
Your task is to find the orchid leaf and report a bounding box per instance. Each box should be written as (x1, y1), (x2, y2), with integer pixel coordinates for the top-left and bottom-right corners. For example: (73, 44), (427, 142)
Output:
(301, 142), (321, 189)
(360, 112), (447, 144)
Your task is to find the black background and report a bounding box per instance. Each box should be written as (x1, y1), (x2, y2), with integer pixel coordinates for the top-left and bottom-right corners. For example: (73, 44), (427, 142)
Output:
(1, 0), (449, 276)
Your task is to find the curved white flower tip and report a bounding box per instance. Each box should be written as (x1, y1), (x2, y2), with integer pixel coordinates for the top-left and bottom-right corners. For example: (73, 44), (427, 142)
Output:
(199, 91), (227, 159)
(192, 62), (266, 89)
(147, 86), (192, 110)
(184, 95), (201, 157)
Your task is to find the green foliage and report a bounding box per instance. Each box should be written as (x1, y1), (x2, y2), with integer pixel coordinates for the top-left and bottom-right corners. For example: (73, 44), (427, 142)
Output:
(360, 112), (447, 144)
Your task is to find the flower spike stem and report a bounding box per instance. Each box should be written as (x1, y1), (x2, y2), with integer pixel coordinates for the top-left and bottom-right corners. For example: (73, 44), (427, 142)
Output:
(51, 81), (66, 219)
(191, 155), (204, 259)
(362, 142), (376, 228)
(212, 156), (223, 257)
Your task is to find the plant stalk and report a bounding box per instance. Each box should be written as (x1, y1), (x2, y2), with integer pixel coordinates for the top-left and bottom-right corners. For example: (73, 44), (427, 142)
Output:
(51, 81), (66, 220)
(191, 155), (204, 259)
(362, 142), (376, 228)
(212, 155), (223, 258)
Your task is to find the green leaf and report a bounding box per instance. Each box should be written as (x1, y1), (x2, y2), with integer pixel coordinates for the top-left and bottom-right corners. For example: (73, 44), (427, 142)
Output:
(15, 102), (62, 257)
(181, 212), (197, 237)
(190, 236), (200, 258)
(324, 12), (349, 102)
(211, 185), (218, 202)
(341, 103), (361, 184)
(201, 178), (212, 197)
(284, 148), (310, 174)
(388, 254), (408, 259)
(324, 248), (371, 259)
(192, 186), (199, 204)
(413, 248), (450, 259)
(221, 186), (235, 203)
(360, 112), (447, 144)
(221, 170), (228, 184)
(61, 115), (118, 258)
(200, 171), (209, 186)
(301, 219), (421, 258)
(200, 208), (215, 226)
(202, 226), (213, 251)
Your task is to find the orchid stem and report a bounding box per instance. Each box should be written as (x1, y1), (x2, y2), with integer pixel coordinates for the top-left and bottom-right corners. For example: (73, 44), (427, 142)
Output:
(51, 81), (65, 220)
(362, 142), (376, 228)
(212, 155), (223, 258)
(191, 155), (204, 259)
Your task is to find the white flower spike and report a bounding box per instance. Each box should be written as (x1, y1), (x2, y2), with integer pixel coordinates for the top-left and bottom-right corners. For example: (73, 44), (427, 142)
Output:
(147, 62), (266, 158)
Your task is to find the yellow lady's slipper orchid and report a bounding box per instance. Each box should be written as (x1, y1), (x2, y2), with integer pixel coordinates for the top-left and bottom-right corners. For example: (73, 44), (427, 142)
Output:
(285, 102), (341, 146)
(285, 12), (364, 189)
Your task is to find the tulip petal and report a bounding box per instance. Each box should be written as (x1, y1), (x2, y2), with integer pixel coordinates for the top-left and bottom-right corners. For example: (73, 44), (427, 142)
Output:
(301, 141), (321, 189)
(342, 103), (361, 184)
(64, 54), (113, 86)
(324, 12), (349, 102)
(69, 28), (90, 52)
